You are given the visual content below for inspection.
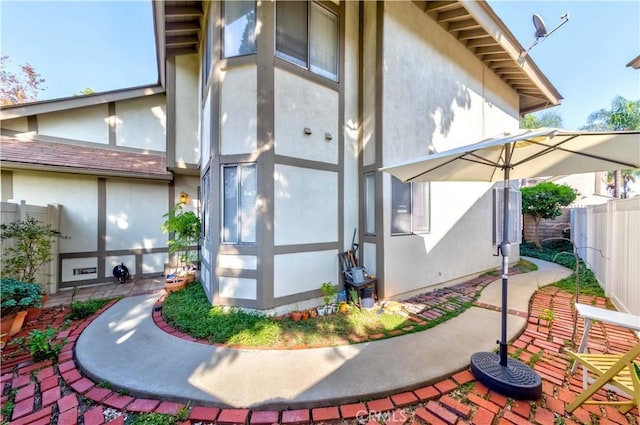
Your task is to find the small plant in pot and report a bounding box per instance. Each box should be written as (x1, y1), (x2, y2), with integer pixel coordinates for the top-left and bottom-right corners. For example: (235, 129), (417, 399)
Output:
(1, 278), (44, 337)
(321, 282), (338, 315)
(161, 202), (201, 290)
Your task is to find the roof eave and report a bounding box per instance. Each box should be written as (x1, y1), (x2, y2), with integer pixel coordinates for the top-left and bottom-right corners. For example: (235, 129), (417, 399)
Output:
(0, 161), (173, 182)
(0, 85), (165, 120)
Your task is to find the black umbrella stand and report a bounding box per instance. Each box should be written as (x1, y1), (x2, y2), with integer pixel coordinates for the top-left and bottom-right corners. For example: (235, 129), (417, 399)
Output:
(469, 151), (542, 399)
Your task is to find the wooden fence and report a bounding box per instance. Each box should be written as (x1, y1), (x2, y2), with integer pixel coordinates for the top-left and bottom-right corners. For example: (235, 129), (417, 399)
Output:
(1, 201), (62, 293)
(571, 197), (640, 315)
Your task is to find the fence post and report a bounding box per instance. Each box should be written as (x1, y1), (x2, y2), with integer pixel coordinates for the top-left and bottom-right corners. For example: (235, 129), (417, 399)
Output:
(47, 204), (61, 294)
(605, 200), (615, 299)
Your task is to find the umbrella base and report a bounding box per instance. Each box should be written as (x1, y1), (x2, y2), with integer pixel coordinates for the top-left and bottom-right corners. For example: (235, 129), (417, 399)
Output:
(470, 351), (542, 399)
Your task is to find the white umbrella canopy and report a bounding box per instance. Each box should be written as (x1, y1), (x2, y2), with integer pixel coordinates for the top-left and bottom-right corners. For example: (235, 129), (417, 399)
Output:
(381, 128), (640, 183)
(380, 127), (640, 399)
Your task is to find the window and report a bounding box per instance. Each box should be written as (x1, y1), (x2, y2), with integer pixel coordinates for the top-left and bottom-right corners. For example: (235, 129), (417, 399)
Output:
(391, 177), (430, 235)
(223, 1), (256, 58)
(276, 1), (338, 81)
(222, 164), (257, 244)
(364, 173), (376, 235)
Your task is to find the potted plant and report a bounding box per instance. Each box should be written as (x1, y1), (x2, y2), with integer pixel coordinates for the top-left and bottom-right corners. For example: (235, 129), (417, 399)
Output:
(321, 282), (338, 313)
(0, 216), (66, 317)
(161, 202), (201, 291)
(1, 278), (44, 337)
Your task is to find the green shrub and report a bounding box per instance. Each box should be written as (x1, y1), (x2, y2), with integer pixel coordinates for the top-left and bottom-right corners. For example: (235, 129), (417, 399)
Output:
(11, 327), (66, 362)
(67, 298), (115, 320)
(0, 277), (43, 315)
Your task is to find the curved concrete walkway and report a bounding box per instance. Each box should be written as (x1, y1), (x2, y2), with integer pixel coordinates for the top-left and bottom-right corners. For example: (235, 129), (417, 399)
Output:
(75, 258), (571, 410)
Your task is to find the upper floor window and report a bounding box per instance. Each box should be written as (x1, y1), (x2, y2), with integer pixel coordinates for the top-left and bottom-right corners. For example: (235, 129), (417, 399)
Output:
(276, 1), (338, 81)
(223, 1), (257, 58)
(391, 177), (430, 235)
(222, 164), (257, 244)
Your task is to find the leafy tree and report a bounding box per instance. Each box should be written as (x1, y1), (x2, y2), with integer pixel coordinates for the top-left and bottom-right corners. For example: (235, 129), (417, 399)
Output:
(521, 182), (578, 249)
(521, 111), (563, 129)
(0, 55), (45, 105)
(0, 216), (67, 285)
(581, 96), (640, 197)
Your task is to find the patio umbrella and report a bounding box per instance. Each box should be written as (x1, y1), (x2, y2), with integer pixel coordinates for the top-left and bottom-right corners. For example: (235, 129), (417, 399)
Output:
(381, 128), (640, 398)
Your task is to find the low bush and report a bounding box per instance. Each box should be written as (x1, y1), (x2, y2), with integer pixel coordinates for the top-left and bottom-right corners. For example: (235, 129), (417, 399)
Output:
(67, 298), (116, 320)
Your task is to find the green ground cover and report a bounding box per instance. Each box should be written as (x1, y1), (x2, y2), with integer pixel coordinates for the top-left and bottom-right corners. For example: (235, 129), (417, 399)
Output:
(161, 260), (537, 349)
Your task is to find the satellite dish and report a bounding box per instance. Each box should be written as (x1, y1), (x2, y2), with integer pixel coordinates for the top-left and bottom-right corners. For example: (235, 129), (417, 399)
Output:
(518, 12), (569, 65)
(533, 14), (547, 39)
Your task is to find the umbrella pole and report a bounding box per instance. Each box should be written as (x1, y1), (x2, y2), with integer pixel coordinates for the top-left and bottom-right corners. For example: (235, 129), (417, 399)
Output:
(499, 169), (510, 367)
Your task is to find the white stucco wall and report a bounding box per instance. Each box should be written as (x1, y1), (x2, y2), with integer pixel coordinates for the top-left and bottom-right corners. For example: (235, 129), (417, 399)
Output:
(382, 1), (519, 165)
(105, 255), (136, 278)
(11, 171), (98, 253)
(362, 1), (377, 167)
(38, 105), (109, 144)
(219, 277), (257, 300)
(343, 1), (360, 250)
(220, 65), (258, 155)
(274, 69), (339, 164)
(378, 2), (520, 298)
(175, 54), (200, 164)
(201, 90), (212, 164)
(116, 95), (166, 152)
(219, 255), (257, 270)
(105, 180), (167, 251)
(274, 164), (338, 246)
(273, 250), (339, 298)
(1, 117), (28, 132)
(142, 252), (168, 274)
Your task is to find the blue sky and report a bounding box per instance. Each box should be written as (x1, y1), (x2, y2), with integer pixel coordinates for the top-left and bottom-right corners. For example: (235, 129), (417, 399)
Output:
(1, 1), (639, 130)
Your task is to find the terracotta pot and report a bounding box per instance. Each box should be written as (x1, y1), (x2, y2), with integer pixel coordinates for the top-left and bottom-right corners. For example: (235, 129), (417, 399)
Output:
(291, 311), (302, 321)
(309, 309), (318, 319)
(26, 294), (49, 322)
(165, 278), (187, 293)
(1, 310), (29, 338)
(301, 311), (310, 320)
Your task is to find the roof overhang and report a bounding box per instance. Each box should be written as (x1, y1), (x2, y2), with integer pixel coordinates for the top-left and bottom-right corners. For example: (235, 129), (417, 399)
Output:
(0, 85), (164, 121)
(626, 54), (640, 70)
(153, 0), (204, 90)
(418, 1), (562, 114)
(150, 1), (561, 115)
(0, 132), (173, 181)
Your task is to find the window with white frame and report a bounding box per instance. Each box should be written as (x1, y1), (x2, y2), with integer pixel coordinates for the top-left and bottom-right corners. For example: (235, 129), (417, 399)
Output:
(223, 1), (256, 58)
(276, 1), (338, 81)
(222, 164), (257, 244)
(391, 177), (430, 235)
(364, 172), (376, 235)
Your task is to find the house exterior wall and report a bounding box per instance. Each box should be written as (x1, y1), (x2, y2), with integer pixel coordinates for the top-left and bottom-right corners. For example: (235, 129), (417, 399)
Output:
(174, 54), (200, 166)
(38, 105), (110, 144)
(376, 2), (520, 298)
(115, 97), (166, 151)
(0, 90), (195, 292)
(220, 65), (257, 155)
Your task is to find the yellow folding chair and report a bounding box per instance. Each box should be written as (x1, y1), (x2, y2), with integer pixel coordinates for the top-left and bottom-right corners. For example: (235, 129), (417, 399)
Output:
(566, 342), (640, 414)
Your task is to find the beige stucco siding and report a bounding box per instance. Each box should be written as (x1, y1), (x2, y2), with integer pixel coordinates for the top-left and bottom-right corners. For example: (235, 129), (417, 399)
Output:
(11, 171), (98, 253)
(274, 69), (339, 164)
(220, 65), (258, 155)
(343, 0), (360, 248)
(38, 105), (109, 144)
(382, 1), (519, 165)
(273, 250), (339, 298)
(175, 54), (200, 164)
(362, 1), (377, 167)
(274, 164), (338, 246)
(105, 180), (167, 251)
(115, 95), (166, 151)
(1, 117), (28, 132)
(379, 2), (520, 299)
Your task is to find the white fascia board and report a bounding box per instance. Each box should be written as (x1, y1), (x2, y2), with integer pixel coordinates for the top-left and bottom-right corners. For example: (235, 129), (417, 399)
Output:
(461, 1), (562, 106)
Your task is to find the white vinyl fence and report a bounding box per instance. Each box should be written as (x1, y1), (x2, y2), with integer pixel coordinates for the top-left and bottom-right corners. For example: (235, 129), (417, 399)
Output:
(1, 201), (62, 294)
(571, 197), (640, 315)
